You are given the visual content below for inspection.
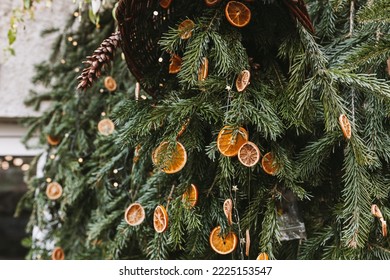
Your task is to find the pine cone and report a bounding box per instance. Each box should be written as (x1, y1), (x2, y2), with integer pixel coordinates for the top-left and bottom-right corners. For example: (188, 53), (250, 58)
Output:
(77, 31), (122, 90)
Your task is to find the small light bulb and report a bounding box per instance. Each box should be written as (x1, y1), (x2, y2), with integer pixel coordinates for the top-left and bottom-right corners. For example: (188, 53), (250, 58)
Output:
(50, 154), (56, 160)
(78, 158), (83, 163)
(72, 41), (78, 46)
(153, 11), (158, 16)
(113, 182), (119, 187)
(158, 57), (163, 63)
(113, 169), (118, 174)
(46, 178), (52, 183)
(101, 112), (106, 117)
(67, 36), (73, 42)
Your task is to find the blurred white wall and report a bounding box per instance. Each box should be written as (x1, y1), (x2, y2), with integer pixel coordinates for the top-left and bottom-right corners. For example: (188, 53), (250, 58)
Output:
(0, 1), (75, 155)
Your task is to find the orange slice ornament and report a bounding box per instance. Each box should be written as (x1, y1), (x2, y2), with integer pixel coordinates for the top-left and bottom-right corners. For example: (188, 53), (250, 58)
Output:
(209, 226), (238, 255)
(223, 198), (233, 225)
(169, 54), (182, 74)
(124, 202), (145, 226)
(236, 70), (251, 92)
(204, 0), (222, 6)
(98, 119), (115, 136)
(217, 126), (249, 157)
(46, 182), (63, 200)
(225, 1), (252, 28)
(261, 152), (279, 175)
(159, 0), (172, 9)
(178, 19), (195, 40)
(198, 57), (209, 81)
(104, 76), (117, 92)
(47, 135), (61, 146)
(153, 141), (187, 174)
(256, 252), (269, 260)
(153, 205), (169, 233)
(182, 184), (199, 208)
(51, 247), (65, 260)
(238, 141), (260, 167)
(338, 114), (352, 139)
(245, 229), (250, 257)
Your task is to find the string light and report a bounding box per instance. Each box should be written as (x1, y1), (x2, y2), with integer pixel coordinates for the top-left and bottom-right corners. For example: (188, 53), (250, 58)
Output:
(72, 41), (78, 46)
(113, 169), (118, 174)
(74, 67), (80, 73)
(5, 155), (13, 161)
(113, 182), (119, 188)
(101, 112), (106, 117)
(1, 161), (9, 170)
(46, 178), (52, 183)
(67, 36), (73, 42)
(60, 59), (66, 64)
(74, 12), (79, 17)
(78, 158), (84, 163)
(50, 154), (56, 160)
(13, 158), (23, 167)
(21, 164), (30, 171)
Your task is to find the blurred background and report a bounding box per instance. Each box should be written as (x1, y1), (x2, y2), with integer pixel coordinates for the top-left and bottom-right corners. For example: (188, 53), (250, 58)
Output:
(0, 0), (73, 259)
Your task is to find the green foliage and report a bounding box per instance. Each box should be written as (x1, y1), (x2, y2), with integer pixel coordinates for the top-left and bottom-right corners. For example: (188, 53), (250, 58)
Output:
(21, 0), (390, 260)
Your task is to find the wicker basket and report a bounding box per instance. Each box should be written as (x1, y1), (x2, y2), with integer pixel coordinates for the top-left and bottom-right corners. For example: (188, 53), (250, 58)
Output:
(116, 0), (202, 96)
(116, 0), (313, 97)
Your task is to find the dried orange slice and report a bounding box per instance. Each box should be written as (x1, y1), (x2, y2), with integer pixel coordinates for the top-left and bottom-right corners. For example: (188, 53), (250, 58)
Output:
(204, 0), (222, 7)
(98, 119), (115, 136)
(124, 202), (145, 226)
(104, 76), (117, 92)
(159, 0), (172, 9)
(217, 126), (249, 157)
(209, 226), (238, 255)
(178, 19), (195, 40)
(182, 184), (199, 208)
(169, 54), (182, 74)
(338, 114), (351, 139)
(198, 57), (209, 81)
(256, 252), (269, 260)
(153, 205), (169, 233)
(225, 1), (251, 28)
(153, 141), (187, 174)
(51, 247), (65, 260)
(236, 70), (251, 92)
(238, 141), (260, 167)
(261, 152), (279, 175)
(245, 229), (250, 257)
(47, 135), (61, 146)
(223, 198), (233, 225)
(46, 182), (63, 200)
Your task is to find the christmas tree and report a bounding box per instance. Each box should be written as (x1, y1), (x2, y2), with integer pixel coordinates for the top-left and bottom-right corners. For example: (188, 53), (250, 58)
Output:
(20, 0), (390, 260)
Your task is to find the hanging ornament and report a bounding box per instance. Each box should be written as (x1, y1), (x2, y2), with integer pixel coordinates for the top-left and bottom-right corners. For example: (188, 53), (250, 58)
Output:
(217, 126), (249, 157)
(261, 152), (279, 175)
(51, 247), (65, 260)
(178, 19), (195, 40)
(387, 58), (390, 77)
(47, 135), (61, 146)
(371, 204), (388, 237)
(91, 0), (102, 15)
(338, 114), (352, 139)
(245, 229), (250, 257)
(204, 0), (222, 7)
(235, 70), (251, 92)
(169, 54), (182, 74)
(256, 252), (269, 260)
(277, 188), (307, 241)
(124, 202), (146, 226)
(98, 118), (115, 136)
(46, 182), (63, 200)
(104, 76), (117, 92)
(133, 144), (141, 163)
(152, 141), (187, 174)
(238, 141), (261, 167)
(159, 0), (172, 9)
(209, 226), (238, 255)
(225, 1), (252, 28)
(198, 57), (209, 81)
(153, 205), (169, 233)
(223, 198), (233, 225)
(182, 184), (199, 209)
